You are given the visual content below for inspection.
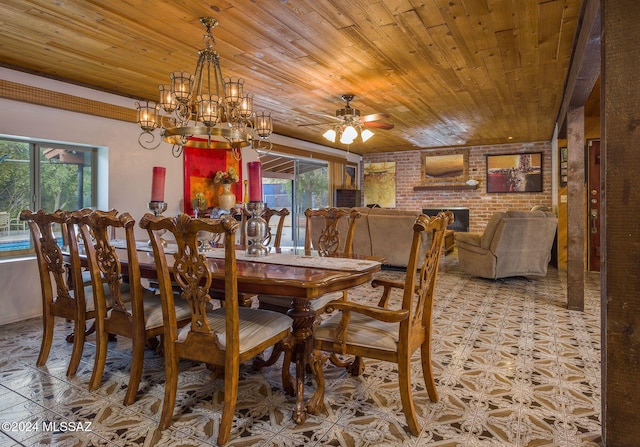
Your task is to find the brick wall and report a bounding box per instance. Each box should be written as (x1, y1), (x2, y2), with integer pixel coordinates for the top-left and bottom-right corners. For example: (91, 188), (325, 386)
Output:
(361, 141), (552, 233)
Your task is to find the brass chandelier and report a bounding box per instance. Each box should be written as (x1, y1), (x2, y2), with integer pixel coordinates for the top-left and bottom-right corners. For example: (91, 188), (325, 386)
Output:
(135, 17), (273, 159)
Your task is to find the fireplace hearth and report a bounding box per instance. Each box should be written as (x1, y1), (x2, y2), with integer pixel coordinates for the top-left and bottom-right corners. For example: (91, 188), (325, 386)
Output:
(422, 207), (470, 232)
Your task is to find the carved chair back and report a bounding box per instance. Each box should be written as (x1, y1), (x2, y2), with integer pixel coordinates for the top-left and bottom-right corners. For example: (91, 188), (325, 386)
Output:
(304, 207), (360, 256)
(140, 213), (240, 355)
(20, 208), (91, 376)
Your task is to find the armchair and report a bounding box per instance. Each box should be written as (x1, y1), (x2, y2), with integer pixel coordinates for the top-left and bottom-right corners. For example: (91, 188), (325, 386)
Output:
(456, 210), (558, 279)
(307, 212), (453, 436)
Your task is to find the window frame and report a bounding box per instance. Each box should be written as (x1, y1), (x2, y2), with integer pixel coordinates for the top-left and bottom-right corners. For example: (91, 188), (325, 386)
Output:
(0, 136), (98, 259)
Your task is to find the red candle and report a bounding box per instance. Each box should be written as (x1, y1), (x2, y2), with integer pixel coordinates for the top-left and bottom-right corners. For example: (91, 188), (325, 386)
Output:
(247, 161), (263, 202)
(151, 166), (166, 202)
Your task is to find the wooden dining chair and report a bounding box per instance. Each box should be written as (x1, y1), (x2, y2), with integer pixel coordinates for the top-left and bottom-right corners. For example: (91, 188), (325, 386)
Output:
(303, 207), (361, 257)
(139, 213), (293, 445)
(239, 205), (290, 249)
(307, 211), (454, 436)
(20, 209), (97, 377)
(256, 207), (361, 371)
(258, 207), (361, 314)
(73, 209), (191, 406)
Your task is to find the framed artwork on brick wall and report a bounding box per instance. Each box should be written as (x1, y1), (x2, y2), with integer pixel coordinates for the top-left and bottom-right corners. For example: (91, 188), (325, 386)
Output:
(420, 148), (469, 185)
(485, 152), (542, 193)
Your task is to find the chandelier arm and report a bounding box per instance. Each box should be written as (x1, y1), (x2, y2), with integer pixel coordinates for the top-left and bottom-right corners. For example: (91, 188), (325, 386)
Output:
(138, 131), (162, 150)
(252, 139), (273, 155)
(171, 145), (184, 158)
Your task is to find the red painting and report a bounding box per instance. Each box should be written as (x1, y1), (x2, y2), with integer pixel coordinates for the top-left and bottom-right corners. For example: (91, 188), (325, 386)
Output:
(183, 147), (242, 215)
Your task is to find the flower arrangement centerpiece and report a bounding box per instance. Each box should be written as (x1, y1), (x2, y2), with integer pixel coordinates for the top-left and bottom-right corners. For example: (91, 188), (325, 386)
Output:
(214, 167), (239, 184)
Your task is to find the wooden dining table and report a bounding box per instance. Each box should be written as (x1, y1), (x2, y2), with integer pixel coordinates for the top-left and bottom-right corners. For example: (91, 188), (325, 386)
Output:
(93, 244), (383, 424)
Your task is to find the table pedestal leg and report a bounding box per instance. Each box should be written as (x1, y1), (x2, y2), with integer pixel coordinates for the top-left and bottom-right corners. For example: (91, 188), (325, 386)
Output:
(287, 296), (314, 424)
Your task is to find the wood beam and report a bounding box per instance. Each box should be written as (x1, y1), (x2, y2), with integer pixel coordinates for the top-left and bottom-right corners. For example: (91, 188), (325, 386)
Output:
(566, 106), (585, 311)
(601, 0), (640, 443)
(555, 0), (601, 137)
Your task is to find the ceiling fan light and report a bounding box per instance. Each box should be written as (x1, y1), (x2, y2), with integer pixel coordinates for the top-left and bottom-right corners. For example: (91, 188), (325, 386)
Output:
(361, 129), (374, 142)
(342, 125), (357, 142)
(323, 129), (336, 142)
(339, 134), (355, 145)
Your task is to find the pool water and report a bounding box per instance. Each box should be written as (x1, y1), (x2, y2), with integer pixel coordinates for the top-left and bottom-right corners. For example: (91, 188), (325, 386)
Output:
(0, 236), (62, 252)
(0, 239), (31, 251)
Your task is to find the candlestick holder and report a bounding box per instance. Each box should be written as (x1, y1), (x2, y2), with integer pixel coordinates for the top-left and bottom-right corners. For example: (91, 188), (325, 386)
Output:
(245, 201), (268, 257)
(147, 201), (168, 247)
(148, 200), (167, 216)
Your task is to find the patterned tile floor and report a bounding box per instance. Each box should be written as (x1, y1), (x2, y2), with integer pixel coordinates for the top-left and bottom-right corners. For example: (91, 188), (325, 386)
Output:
(0, 253), (602, 446)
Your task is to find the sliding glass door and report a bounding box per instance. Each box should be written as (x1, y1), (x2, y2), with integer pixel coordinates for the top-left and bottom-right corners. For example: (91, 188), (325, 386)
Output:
(293, 159), (328, 248)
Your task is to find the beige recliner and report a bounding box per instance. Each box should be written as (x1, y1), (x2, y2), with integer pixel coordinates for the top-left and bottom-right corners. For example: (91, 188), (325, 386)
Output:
(455, 210), (558, 279)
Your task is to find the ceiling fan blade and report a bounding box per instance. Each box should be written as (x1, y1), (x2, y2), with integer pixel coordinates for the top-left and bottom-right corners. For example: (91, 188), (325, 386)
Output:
(361, 112), (391, 122)
(309, 112), (341, 120)
(364, 121), (394, 130)
(298, 122), (331, 127)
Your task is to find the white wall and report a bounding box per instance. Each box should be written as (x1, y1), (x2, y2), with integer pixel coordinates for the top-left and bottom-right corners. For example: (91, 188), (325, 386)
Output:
(0, 68), (354, 325)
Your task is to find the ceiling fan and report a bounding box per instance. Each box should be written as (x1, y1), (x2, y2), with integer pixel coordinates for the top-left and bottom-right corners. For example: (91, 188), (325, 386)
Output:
(317, 94), (394, 144)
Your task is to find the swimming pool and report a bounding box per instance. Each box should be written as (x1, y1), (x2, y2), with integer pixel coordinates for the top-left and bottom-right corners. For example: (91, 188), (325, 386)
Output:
(0, 236), (62, 252)
(0, 239), (31, 251)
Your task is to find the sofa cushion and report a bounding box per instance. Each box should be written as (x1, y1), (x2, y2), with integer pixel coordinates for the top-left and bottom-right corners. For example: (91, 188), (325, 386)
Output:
(311, 207), (430, 268)
(350, 215), (372, 257)
(366, 212), (428, 267)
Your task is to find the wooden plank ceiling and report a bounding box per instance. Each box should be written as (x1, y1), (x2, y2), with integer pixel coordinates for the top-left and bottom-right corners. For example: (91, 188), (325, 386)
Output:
(0, 0), (584, 156)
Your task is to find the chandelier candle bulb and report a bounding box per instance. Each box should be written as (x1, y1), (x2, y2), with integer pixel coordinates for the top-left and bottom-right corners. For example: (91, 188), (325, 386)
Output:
(247, 161), (263, 202)
(255, 112), (273, 138)
(151, 167), (166, 202)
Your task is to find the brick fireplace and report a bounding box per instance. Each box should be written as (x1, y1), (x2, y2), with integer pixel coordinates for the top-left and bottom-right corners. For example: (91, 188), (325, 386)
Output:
(422, 207), (470, 232)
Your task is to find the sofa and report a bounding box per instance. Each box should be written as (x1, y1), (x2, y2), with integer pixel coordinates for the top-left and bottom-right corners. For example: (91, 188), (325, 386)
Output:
(455, 210), (558, 279)
(309, 207), (433, 268)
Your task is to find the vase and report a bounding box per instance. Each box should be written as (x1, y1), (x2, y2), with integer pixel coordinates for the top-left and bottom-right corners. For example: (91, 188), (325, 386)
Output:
(218, 183), (236, 211)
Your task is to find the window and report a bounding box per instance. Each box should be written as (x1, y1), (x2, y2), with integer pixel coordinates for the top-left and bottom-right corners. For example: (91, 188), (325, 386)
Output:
(0, 137), (97, 257)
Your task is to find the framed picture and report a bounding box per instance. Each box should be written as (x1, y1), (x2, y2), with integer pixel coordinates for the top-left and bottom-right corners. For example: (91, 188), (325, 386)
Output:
(420, 148), (469, 185)
(559, 147), (568, 187)
(364, 162), (396, 208)
(486, 152), (543, 193)
(344, 164), (358, 189)
(183, 147), (242, 215)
